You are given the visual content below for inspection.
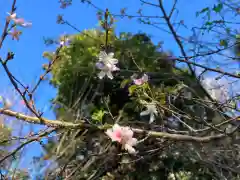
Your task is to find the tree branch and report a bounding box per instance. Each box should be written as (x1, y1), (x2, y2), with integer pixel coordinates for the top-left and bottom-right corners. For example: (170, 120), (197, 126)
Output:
(0, 128), (56, 164)
(0, 108), (231, 143)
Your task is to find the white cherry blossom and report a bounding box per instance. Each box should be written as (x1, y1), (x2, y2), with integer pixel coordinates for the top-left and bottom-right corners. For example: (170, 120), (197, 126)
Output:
(140, 101), (158, 123)
(201, 77), (229, 103)
(98, 51), (118, 65)
(96, 51), (119, 79)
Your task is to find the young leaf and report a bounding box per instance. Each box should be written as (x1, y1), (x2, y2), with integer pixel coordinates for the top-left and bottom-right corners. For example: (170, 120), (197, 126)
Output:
(213, 3), (223, 13)
(235, 34), (240, 39)
(128, 85), (138, 95)
(91, 109), (106, 123)
(220, 39), (228, 47)
(196, 7), (209, 17)
(120, 79), (130, 88)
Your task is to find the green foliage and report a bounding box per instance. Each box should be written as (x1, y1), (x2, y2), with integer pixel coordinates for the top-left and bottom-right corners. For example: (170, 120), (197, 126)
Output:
(91, 109), (106, 123)
(45, 29), (179, 118)
(234, 34), (240, 57)
(42, 27), (236, 179)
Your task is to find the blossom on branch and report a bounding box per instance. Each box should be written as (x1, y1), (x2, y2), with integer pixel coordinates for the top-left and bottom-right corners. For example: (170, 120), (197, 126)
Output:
(7, 12), (32, 27)
(96, 51), (120, 79)
(98, 51), (118, 65)
(132, 73), (149, 85)
(8, 28), (22, 41)
(201, 77), (229, 103)
(140, 101), (158, 123)
(105, 124), (138, 154)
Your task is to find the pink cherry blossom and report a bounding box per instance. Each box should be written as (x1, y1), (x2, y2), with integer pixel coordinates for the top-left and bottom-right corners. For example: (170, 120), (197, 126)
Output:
(105, 124), (138, 154)
(133, 73), (149, 85)
(13, 18), (32, 27)
(7, 12), (32, 27)
(8, 28), (22, 41)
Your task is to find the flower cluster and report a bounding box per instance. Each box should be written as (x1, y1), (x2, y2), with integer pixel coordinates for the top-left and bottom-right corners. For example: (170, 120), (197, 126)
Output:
(105, 124), (138, 154)
(95, 51), (150, 85)
(7, 12), (32, 41)
(7, 12), (32, 27)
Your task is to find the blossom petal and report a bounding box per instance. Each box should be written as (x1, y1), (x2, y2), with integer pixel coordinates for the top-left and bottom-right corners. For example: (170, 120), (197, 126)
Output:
(109, 58), (118, 64)
(127, 137), (138, 146)
(108, 52), (114, 58)
(142, 74), (149, 82)
(134, 79), (143, 85)
(98, 71), (106, 79)
(7, 12), (16, 19)
(149, 113), (155, 124)
(105, 129), (121, 142)
(122, 127), (133, 139)
(21, 22), (32, 27)
(112, 124), (121, 131)
(13, 18), (25, 25)
(98, 51), (107, 61)
(105, 129), (114, 138)
(153, 109), (158, 115)
(96, 62), (105, 70)
(111, 65), (120, 72)
(106, 124), (122, 142)
(106, 71), (113, 79)
(140, 110), (149, 116)
(124, 144), (137, 154)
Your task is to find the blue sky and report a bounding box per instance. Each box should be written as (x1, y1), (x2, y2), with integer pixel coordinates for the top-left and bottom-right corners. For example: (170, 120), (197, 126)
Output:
(0, 0), (239, 176)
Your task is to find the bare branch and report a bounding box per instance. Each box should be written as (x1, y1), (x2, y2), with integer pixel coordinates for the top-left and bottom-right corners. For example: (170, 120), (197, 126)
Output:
(0, 128), (56, 164)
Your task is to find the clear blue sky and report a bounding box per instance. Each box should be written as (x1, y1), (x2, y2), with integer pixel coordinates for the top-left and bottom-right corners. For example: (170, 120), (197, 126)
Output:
(0, 0), (239, 176)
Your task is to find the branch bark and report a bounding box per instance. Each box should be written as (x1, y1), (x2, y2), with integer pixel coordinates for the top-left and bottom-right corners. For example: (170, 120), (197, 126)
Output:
(0, 128), (56, 164)
(0, 108), (230, 143)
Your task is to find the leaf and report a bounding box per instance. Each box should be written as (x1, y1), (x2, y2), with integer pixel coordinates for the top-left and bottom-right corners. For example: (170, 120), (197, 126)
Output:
(220, 39), (228, 47)
(196, 7), (209, 17)
(235, 34), (240, 39)
(128, 85), (138, 95)
(225, 28), (231, 35)
(91, 109), (106, 123)
(213, 3), (223, 13)
(120, 79), (130, 88)
(205, 21), (213, 26)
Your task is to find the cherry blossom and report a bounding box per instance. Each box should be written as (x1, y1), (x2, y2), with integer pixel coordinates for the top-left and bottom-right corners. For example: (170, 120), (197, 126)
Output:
(96, 62), (119, 79)
(201, 77), (229, 103)
(140, 101), (158, 123)
(132, 73), (149, 85)
(59, 34), (71, 46)
(98, 51), (118, 65)
(96, 51), (120, 79)
(7, 12), (32, 27)
(105, 124), (138, 154)
(8, 28), (22, 41)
